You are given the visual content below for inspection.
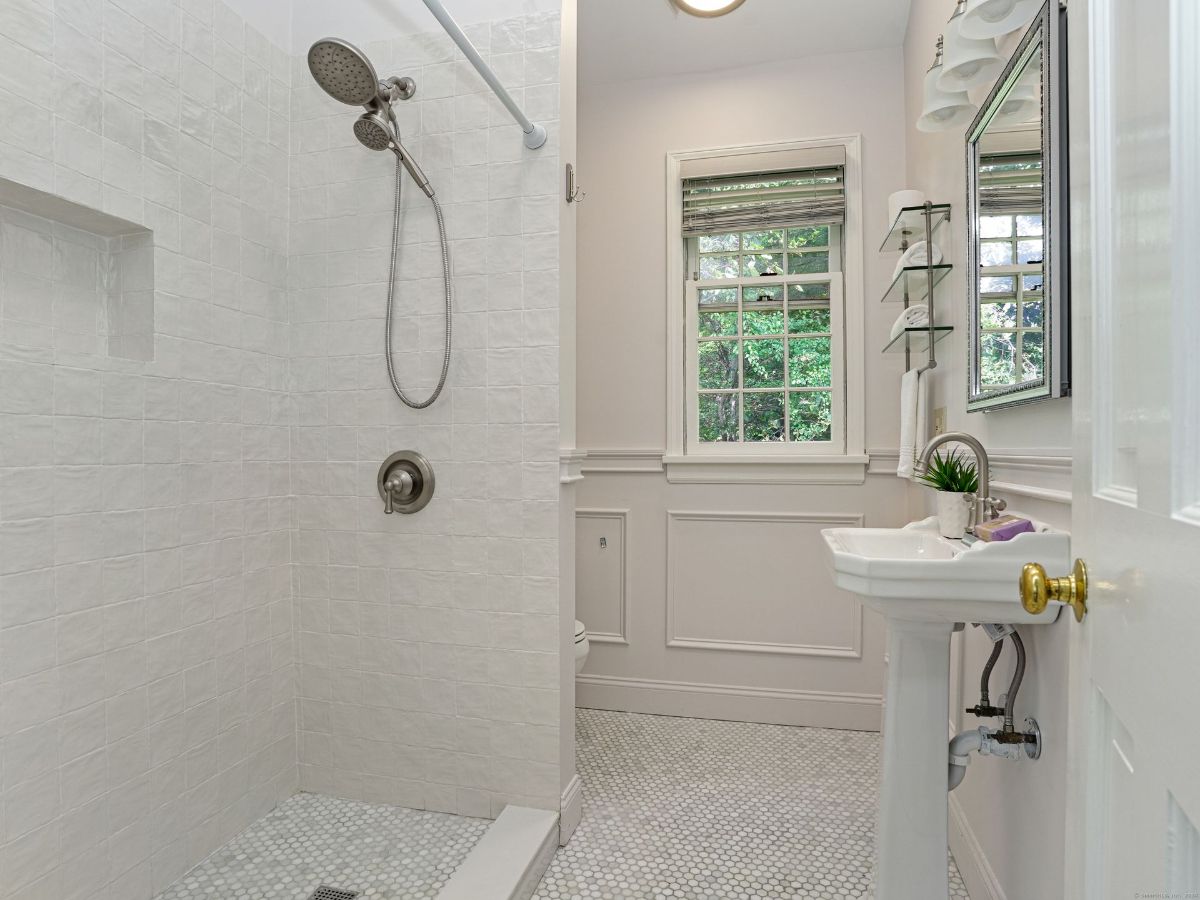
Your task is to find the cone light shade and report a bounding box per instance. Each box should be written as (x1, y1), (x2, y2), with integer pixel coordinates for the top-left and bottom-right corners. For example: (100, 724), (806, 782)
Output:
(938, 8), (1005, 91)
(917, 37), (977, 133)
(960, 0), (1042, 39)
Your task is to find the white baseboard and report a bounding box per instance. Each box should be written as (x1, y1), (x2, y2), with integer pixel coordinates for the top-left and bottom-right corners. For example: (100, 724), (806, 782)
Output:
(438, 806), (559, 900)
(949, 791), (1007, 900)
(558, 774), (582, 846)
(575, 673), (882, 731)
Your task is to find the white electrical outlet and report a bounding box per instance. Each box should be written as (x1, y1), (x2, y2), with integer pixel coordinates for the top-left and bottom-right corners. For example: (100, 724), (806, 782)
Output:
(933, 407), (947, 435)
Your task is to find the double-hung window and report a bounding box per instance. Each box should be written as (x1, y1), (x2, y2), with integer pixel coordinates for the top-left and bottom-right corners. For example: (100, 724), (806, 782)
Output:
(976, 152), (1045, 388)
(682, 158), (847, 453)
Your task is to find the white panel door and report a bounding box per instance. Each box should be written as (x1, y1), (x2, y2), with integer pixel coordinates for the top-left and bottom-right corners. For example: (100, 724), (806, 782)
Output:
(1065, 0), (1200, 896)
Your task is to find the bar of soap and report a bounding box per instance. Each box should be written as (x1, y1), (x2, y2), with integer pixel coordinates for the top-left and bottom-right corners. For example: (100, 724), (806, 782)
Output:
(973, 515), (1035, 542)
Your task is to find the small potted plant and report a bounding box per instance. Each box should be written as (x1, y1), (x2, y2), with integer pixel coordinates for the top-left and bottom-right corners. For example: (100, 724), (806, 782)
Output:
(918, 449), (979, 539)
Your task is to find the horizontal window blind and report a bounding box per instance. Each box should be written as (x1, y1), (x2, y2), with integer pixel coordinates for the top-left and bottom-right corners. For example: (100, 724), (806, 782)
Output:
(682, 167), (845, 237)
(979, 152), (1043, 215)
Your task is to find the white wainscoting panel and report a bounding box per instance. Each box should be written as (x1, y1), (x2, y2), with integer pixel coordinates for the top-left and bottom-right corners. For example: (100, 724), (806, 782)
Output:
(576, 508), (629, 644)
(665, 510), (865, 657)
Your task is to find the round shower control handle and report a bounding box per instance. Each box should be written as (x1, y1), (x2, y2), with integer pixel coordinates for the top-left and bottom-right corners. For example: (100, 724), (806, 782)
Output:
(377, 451), (435, 515)
(382, 470), (414, 514)
(385, 470), (413, 496)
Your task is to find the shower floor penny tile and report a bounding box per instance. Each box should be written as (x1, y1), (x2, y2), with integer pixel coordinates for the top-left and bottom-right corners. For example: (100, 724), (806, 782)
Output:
(535, 709), (971, 900)
(155, 792), (488, 900)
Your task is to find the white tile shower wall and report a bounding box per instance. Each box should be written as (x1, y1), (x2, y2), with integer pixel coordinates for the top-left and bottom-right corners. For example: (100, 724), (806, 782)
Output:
(0, 0), (296, 897)
(288, 11), (563, 819)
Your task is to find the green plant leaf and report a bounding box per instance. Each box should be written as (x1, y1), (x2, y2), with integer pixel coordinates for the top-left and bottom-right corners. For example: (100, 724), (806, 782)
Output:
(917, 449), (979, 493)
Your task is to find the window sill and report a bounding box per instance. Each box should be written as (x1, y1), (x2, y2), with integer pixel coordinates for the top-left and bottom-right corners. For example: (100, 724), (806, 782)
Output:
(662, 453), (869, 485)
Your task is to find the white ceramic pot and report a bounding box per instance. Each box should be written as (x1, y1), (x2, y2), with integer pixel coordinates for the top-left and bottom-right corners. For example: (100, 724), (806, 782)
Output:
(935, 491), (973, 539)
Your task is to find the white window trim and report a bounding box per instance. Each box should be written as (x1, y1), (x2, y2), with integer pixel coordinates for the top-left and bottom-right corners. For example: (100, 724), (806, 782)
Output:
(664, 136), (867, 484)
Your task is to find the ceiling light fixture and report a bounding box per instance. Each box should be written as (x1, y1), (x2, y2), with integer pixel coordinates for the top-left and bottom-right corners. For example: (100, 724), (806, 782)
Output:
(670, 0), (748, 17)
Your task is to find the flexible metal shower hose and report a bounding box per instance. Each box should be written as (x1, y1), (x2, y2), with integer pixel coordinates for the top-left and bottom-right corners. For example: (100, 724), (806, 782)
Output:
(385, 155), (452, 409)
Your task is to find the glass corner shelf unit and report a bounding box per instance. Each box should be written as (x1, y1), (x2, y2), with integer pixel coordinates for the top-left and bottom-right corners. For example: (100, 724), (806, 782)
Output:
(880, 263), (953, 304)
(882, 325), (954, 355)
(879, 203), (952, 253)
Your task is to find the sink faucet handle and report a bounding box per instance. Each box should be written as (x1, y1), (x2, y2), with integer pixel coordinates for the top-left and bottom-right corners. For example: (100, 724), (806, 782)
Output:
(985, 496), (1008, 517)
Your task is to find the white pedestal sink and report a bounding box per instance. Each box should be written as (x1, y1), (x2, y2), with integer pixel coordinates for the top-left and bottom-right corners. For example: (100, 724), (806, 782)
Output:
(821, 517), (1068, 900)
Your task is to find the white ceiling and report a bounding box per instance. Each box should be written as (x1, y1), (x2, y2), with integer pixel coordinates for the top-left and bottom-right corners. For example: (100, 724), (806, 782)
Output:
(580, 0), (913, 85)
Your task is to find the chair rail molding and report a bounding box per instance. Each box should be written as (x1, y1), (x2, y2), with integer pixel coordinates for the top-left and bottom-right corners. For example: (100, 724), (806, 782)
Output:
(560, 448), (587, 484)
(579, 448), (665, 474)
(665, 509), (865, 657)
(579, 447), (917, 483)
(880, 445), (1073, 503)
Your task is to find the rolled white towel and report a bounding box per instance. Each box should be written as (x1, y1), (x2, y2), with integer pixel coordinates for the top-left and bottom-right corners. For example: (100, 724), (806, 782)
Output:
(890, 304), (930, 340)
(888, 190), (926, 226)
(892, 241), (944, 281)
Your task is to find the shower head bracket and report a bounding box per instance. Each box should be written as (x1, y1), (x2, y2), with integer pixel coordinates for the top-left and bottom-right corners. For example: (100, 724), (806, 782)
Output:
(380, 76), (416, 103)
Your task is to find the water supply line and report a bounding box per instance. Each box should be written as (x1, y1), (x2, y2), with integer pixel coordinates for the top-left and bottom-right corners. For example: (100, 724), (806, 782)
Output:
(418, 0), (548, 149)
(965, 640), (1006, 719)
(1003, 631), (1026, 733)
(948, 628), (1041, 791)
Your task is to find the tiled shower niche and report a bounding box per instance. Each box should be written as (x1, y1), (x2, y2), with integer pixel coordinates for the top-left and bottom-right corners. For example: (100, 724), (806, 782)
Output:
(0, 178), (154, 361)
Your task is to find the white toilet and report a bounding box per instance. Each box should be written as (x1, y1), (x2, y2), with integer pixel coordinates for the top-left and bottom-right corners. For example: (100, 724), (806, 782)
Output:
(574, 620), (590, 674)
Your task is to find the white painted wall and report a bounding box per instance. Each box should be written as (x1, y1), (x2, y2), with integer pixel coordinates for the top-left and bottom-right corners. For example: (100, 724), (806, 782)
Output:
(903, 3), (1073, 898)
(574, 46), (914, 729)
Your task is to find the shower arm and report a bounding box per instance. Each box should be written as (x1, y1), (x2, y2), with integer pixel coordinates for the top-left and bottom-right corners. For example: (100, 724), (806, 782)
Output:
(418, 0), (549, 150)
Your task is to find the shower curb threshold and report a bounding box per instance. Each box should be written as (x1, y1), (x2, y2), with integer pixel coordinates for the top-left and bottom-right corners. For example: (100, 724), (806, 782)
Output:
(437, 806), (559, 900)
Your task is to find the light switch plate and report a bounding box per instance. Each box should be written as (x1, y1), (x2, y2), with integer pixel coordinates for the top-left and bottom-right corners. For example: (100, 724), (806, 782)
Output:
(932, 406), (947, 435)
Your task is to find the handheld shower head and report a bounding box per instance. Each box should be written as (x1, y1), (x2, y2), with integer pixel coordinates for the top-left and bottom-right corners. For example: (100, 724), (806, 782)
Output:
(354, 112), (394, 151)
(353, 112), (436, 199)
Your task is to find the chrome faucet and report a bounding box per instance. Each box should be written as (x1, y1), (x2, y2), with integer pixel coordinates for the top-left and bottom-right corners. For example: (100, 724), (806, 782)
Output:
(917, 432), (1007, 528)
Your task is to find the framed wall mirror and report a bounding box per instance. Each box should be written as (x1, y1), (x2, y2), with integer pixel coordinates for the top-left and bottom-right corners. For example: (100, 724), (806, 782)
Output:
(965, 1), (1069, 411)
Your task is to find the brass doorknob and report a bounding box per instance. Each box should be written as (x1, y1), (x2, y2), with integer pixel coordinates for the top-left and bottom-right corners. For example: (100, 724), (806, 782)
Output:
(1020, 559), (1088, 622)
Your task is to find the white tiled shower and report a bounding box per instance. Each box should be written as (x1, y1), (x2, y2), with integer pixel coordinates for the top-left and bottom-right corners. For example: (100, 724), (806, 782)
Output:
(287, 11), (564, 818)
(0, 0), (565, 896)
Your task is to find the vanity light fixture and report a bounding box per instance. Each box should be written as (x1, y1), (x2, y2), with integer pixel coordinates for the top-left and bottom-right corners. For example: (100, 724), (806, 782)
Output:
(938, 0), (1006, 91)
(959, 0), (1042, 39)
(917, 35), (978, 133)
(669, 0), (748, 17)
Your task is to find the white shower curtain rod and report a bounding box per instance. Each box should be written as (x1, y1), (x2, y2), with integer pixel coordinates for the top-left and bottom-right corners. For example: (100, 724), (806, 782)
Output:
(419, 0), (549, 150)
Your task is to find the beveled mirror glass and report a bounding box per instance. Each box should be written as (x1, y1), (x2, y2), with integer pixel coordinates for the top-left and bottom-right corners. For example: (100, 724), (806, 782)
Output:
(966, 1), (1069, 411)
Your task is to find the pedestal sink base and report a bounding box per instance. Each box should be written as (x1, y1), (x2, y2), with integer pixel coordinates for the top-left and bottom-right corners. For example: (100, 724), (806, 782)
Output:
(820, 518), (1069, 899)
(876, 619), (954, 900)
